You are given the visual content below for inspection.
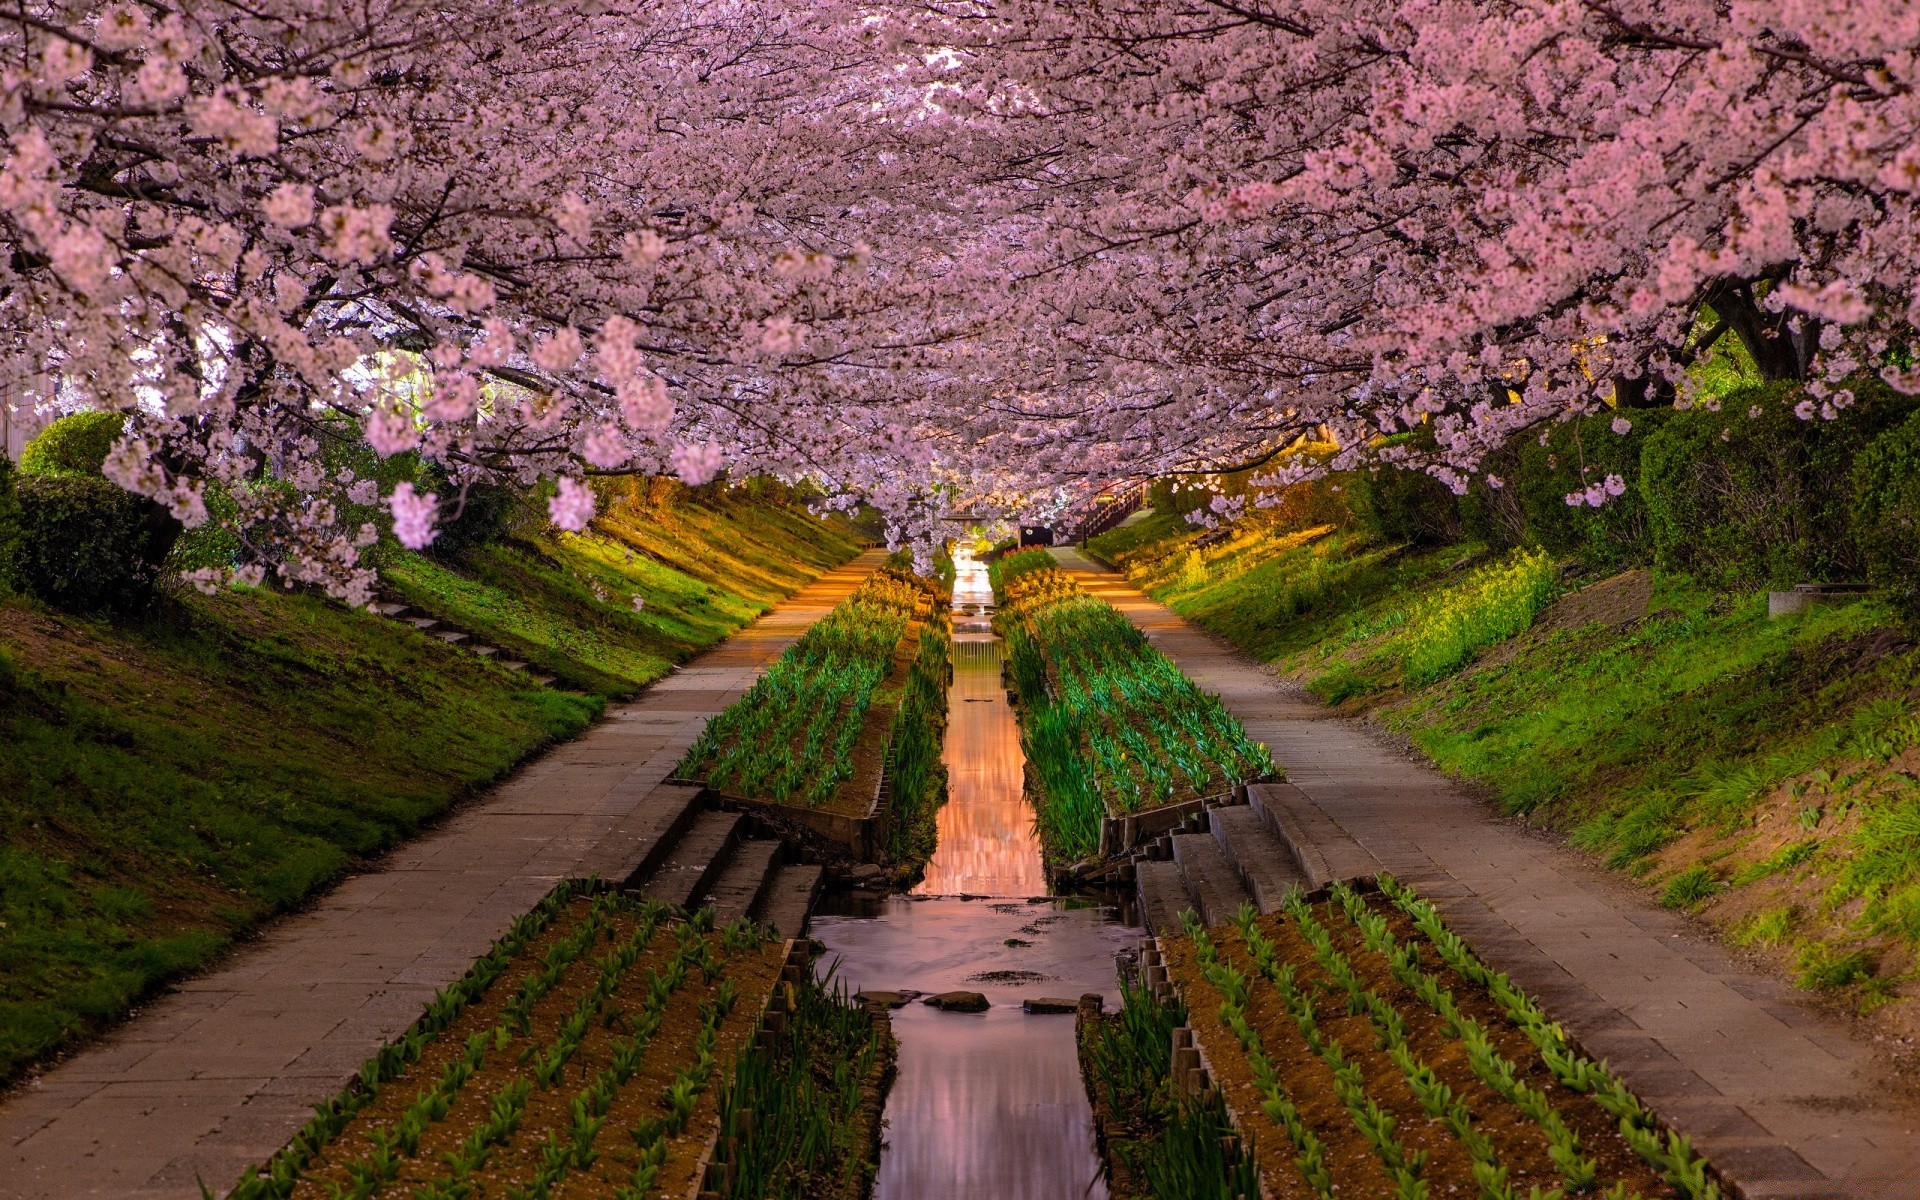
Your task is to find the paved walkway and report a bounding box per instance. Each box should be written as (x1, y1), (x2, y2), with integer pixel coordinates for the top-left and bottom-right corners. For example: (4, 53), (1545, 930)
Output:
(1055, 548), (1920, 1200)
(0, 552), (882, 1200)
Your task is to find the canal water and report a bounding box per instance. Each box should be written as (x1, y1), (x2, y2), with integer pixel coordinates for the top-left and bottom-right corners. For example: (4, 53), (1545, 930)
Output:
(811, 548), (1139, 1200)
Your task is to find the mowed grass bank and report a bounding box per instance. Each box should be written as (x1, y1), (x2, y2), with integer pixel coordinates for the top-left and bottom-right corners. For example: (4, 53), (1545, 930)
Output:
(1094, 516), (1920, 1020)
(0, 492), (858, 1083)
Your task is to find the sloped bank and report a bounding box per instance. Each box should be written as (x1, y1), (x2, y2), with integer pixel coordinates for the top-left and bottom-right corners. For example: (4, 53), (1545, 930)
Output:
(0, 485), (859, 1084)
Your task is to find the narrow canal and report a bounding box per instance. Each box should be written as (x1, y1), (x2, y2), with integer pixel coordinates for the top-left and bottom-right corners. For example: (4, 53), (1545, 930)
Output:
(812, 547), (1140, 1200)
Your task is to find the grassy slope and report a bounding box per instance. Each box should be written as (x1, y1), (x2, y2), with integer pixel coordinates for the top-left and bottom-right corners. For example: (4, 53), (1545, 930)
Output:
(1091, 516), (1920, 1017)
(384, 497), (859, 695)
(0, 495), (858, 1082)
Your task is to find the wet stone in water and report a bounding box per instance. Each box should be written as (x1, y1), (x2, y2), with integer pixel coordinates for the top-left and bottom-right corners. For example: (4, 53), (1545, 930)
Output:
(923, 990), (991, 1012)
(1021, 997), (1078, 1014)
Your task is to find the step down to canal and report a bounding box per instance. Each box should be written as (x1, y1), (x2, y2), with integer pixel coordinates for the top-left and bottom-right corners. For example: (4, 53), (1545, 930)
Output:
(1248, 782), (1381, 889)
(1171, 832), (1254, 927)
(701, 838), (783, 925)
(573, 782), (706, 886)
(1136, 859), (1194, 935)
(752, 863), (824, 939)
(1209, 805), (1308, 913)
(639, 809), (743, 908)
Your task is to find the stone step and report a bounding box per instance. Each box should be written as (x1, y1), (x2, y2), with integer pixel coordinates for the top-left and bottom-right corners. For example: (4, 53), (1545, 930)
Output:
(530, 675), (556, 687)
(372, 602), (408, 617)
(572, 782), (707, 887)
(639, 809), (744, 909)
(405, 616), (439, 630)
(472, 645), (499, 657)
(1135, 859), (1195, 936)
(501, 660), (528, 671)
(752, 863), (824, 940)
(1210, 804), (1308, 914)
(700, 839), (783, 925)
(434, 630), (469, 644)
(1248, 782), (1381, 889)
(1171, 831), (1255, 927)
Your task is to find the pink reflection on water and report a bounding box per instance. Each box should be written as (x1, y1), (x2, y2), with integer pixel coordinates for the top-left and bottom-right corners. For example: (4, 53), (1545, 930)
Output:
(915, 631), (1047, 898)
(813, 898), (1131, 1200)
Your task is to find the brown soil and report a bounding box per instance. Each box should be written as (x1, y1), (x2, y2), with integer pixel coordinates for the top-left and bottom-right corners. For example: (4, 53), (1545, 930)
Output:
(1162, 894), (1677, 1199)
(283, 898), (784, 1199)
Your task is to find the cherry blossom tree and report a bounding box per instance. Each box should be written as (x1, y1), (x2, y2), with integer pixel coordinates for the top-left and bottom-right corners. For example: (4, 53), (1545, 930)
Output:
(4, 0), (1918, 590)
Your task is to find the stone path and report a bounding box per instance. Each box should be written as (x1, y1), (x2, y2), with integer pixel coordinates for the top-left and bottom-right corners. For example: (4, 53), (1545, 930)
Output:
(1054, 547), (1920, 1200)
(0, 551), (883, 1200)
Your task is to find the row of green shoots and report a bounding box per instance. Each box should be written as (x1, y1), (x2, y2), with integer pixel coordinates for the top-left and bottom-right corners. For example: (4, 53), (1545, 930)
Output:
(712, 964), (894, 1199)
(222, 888), (772, 1200)
(1178, 878), (1721, 1200)
(995, 556), (1274, 861)
(678, 569), (929, 808)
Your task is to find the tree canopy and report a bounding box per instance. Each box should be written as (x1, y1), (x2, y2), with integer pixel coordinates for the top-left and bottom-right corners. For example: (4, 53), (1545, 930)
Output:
(4, 0), (1917, 594)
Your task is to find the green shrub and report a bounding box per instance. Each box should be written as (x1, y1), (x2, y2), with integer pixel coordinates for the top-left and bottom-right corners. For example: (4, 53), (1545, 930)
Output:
(1639, 381), (1918, 588)
(164, 482), (244, 575)
(1509, 409), (1671, 568)
(18, 411), (126, 477)
(1849, 409), (1920, 624)
(0, 453), (19, 592)
(427, 481), (522, 558)
(1347, 433), (1462, 546)
(12, 476), (179, 613)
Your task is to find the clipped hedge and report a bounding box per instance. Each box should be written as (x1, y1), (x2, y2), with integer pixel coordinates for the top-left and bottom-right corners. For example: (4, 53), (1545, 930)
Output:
(12, 476), (179, 613)
(1515, 409), (1670, 567)
(0, 453), (19, 592)
(1347, 451), (1462, 547)
(1639, 381), (1918, 589)
(1851, 409), (1920, 624)
(18, 410), (126, 477)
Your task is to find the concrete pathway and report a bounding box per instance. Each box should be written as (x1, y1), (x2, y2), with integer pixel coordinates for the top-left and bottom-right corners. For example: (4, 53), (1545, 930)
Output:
(1054, 547), (1920, 1200)
(0, 551), (883, 1200)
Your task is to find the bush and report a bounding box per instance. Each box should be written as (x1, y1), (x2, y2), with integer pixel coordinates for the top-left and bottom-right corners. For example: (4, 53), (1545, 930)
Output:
(1639, 380), (1918, 589)
(1346, 433), (1462, 546)
(12, 476), (179, 613)
(18, 411), (126, 477)
(1850, 409), (1920, 624)
(1510, 409), (1671, 568)
(428, 481), (522, 558)
(0, 454), (19, 592)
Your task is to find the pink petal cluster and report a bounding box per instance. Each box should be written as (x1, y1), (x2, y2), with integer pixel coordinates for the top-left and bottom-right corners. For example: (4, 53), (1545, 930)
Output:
(548, 477), (597, 531)
(387, 483), (439, 549)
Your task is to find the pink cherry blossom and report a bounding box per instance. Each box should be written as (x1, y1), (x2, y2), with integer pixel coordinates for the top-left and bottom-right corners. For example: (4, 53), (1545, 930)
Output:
(548, 477), (597, 532)
(387, 483), (439, 549)
(670, 441), (726, 486)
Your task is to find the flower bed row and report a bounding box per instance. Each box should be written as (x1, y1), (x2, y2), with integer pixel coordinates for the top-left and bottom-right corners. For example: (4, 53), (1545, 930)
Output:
(1153, 877), (1725, 1200)
(676, 567), (947, 823)
(225, 886), (888, 1200)
(1078, 980), (1259, 1200)
(991, 551), (1274, 862)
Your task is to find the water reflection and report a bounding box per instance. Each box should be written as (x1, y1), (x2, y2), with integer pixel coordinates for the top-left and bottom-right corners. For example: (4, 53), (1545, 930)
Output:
(813, 898), (1133, 1200)
(916, 635), (1047, 898)
(812, 547), (1138, 1200)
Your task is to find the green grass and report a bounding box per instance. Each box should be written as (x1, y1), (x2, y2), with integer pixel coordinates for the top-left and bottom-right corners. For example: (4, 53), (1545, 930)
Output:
(385, 497), (859, 695)
(0, 495), (858, 1083)
(1109, 511), (1920, 1002)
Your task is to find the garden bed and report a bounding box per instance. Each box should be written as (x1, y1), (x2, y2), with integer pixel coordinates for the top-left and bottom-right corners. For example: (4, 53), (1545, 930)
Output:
(676, 567), (949, 868)
(1152, 876), (1728, 1199)
(226, 884), (836, 1200)
(990, 551), (1274, 864)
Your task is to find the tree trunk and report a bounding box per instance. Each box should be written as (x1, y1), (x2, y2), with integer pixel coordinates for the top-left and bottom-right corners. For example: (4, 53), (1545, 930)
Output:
(1703, 279), (1817, 382)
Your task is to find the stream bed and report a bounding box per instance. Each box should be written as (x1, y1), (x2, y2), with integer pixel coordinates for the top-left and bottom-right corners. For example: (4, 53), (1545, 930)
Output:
(812, 549), (1140, 1200)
